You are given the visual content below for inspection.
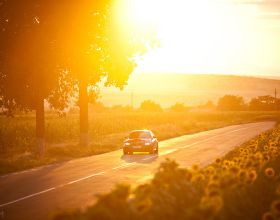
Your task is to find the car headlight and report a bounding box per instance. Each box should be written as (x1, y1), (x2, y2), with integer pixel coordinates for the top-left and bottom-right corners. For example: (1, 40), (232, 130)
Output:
(145, 142), (151, 146)
(124, 143), (130, 146)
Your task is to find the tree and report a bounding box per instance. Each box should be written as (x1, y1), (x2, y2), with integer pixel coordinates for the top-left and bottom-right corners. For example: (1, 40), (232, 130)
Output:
(56, 1), (155, 145)
(249, 95), (279, 111)
(140, 100), (162, 112)
(0, 1), (75, 154)
(202, 101), (216, 110)
(170, 103), (188, 112)
(0, 0), (156, 150)
(217, 95), (245, 111)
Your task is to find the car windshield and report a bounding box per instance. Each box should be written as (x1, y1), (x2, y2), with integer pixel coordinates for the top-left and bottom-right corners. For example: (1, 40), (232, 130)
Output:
(129, 131), (152, 139)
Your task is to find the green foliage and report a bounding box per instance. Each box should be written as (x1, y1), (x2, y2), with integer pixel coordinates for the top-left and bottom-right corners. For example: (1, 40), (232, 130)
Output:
(54, 124), (280, 220)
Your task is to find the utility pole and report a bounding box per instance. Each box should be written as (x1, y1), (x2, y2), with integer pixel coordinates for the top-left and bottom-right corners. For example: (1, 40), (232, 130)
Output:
(131, 91), (134, 110)
(275, 88), (277, 111)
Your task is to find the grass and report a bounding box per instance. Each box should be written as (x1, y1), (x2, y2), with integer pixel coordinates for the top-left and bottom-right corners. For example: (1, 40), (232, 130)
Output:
(53, 122), (280, 220)
(0, 111), (279, 175)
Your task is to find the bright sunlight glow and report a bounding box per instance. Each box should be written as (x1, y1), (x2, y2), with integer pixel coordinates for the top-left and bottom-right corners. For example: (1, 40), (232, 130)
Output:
(115, 0), (280, 76)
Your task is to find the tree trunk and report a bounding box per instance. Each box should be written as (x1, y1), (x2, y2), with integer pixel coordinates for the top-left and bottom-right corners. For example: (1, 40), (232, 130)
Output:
(79, 78), (89, 146)
(36, 96), (45, 155)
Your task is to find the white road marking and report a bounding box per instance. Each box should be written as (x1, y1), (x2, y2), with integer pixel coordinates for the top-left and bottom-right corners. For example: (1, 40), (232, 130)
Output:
(159, 124), (258, 150)
(0, 187), (56, 208)
(178, 135), (219, 149)
(142, 155), (158, 161)
(178, 124), (262, 150)
(113, 163), (134, 170)
(66, 172), (105, 185)
(136, 174), (154, 183)
(226, 125), (258, 134)
(160, 149), (178, 156)
(0, 172), (105, 208)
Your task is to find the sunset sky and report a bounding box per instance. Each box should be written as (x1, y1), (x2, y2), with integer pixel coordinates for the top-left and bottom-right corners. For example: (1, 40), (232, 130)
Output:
(118, 0), (280, 76)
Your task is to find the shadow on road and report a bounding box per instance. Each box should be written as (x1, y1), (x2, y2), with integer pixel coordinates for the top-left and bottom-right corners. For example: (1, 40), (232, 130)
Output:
(120, 153), (158, 164)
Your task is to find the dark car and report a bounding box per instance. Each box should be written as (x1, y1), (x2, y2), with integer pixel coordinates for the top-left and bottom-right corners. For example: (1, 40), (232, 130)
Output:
(123, 130), (158, 155)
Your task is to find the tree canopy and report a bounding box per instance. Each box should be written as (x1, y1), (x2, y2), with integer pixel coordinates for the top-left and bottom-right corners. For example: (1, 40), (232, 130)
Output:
(0, 0), (77, 114)
(0, 0), (156, 148)
(140, 100), (162, 112)
(0, 0), (155, 108)
(217, 95), (245, 111)
(249, 95), (279, 111)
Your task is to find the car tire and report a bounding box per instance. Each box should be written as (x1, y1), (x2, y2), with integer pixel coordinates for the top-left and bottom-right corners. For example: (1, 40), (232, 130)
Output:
(123, 149), (128, 155)
(155, 145), (159, 154)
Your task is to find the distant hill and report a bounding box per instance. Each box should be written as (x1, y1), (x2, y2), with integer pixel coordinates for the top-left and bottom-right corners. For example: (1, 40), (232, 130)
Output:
(100, 74), (280, 107)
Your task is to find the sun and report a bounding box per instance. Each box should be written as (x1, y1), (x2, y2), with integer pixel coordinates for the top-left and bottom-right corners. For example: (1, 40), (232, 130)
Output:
(115, 0), (276, 75)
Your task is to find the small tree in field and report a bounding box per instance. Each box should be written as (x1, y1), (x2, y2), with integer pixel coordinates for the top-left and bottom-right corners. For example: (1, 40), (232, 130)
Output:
(249, 95), (279, 111)
(140, 100), (162, 112)
(217, 95), (246, 111)
(170, 103), (188, 112)
(202, 101), (216, 110)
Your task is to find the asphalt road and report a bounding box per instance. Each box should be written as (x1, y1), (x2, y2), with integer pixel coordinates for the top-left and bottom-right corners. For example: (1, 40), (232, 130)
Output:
(0, 121), (275, 220)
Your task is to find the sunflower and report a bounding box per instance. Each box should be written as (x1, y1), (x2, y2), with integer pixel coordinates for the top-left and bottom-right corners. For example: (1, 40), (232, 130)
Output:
(262, 212), (275, 220)
(271, 200), (280, 216)
(265, 168), (275, 178)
